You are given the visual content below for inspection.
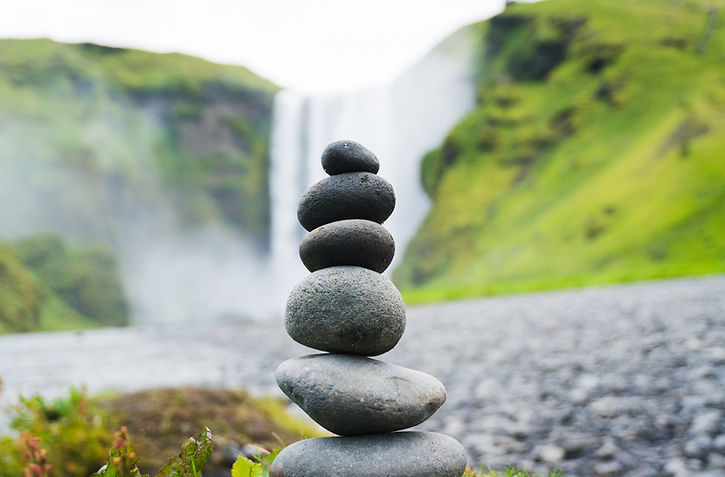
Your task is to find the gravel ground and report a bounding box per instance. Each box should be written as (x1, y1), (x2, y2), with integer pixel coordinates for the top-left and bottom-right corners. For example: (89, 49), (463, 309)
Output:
(0, 275), (723, 476)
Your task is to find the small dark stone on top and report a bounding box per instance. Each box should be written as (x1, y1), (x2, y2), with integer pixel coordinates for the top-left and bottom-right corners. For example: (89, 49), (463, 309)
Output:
(321, 140), (380, 175)
(297, 172), (395, 232)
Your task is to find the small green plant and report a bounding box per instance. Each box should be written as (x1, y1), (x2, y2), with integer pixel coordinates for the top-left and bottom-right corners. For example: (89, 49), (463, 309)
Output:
(91, 427), (146, 477)
(230, 449), (278, 477)
(155, 427), (213, 477)
(230, 456), (263, 477)
(93, 427), (213, 477)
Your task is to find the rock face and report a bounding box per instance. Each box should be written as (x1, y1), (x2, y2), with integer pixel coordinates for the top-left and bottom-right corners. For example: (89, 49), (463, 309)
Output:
(269, 432), (467, 477)
(276, 354), (446, 435)
(299, 219), (395, 273)
(274, 140), (466, 475)
(285, 266), (405, 355)
(296, 172), (395, 231)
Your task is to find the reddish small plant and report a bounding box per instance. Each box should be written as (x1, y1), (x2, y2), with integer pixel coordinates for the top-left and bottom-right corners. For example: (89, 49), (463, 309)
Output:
(108, 427), (141, 475)
(19, 431), (51, 477)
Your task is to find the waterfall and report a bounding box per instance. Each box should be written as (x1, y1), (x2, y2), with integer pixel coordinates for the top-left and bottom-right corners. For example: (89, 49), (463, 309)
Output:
(269, 91), (309, 282)
(269, 26), (478, 288)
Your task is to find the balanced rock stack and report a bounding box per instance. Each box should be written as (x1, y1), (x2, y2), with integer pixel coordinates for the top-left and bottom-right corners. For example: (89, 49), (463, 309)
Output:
(270, 140), (467, 477)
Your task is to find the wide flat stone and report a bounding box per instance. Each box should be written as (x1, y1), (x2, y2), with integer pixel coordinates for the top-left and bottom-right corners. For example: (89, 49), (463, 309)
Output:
(276, 354), (446, 435)
(297, 172), (395, 231)
(299, 219), (395, 273)
(321, 140), (380, 175)
(269, 431), (467, 477)
(285, 266), (405, 355)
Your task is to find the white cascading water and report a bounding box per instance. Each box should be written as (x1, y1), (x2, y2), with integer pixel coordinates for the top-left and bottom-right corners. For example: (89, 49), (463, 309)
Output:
(269, 26), (478, 290)
(269, 91), (310, 283)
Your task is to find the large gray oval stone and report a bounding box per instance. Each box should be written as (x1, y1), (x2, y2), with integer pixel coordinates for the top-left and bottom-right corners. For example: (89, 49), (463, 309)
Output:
(275, 354), (446, 435)
(269, 431), (467, 477)
(299, 219), (395, 273)
(285, 266), (405, 356)
(297, 172), (395, 231)
(321, 140), (380, 175)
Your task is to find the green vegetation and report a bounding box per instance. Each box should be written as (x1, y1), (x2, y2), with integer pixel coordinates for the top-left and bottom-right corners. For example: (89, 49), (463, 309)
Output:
(0, 387), (320, 476)
(0, 241), (45, 333)
(0, 39), (278, 247)
(0, 389), (117, 476)
(13, 234), (128, 328)
(395, 0), (725, 301)
(0, 233), (127, 333)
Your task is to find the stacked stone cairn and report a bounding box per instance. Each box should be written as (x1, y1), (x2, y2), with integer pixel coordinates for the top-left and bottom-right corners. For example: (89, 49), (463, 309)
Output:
(270, 140), (467, 477)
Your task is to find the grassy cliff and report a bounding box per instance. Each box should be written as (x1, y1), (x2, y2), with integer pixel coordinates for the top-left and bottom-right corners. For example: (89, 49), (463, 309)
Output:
(0, 39), (278, 247)
(395, 0), (725, 301)
(0, 241), (46, 333)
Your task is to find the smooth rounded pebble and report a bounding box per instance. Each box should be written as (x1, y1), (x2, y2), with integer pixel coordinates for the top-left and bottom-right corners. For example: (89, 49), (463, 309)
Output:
(299, 219), (395, 273)
(285, 266), (405, 355)
(297, 172), (395, 231)
(275, 354), (446, 435)
(321, 140), (380, 175)
(269, 431), (467, 477)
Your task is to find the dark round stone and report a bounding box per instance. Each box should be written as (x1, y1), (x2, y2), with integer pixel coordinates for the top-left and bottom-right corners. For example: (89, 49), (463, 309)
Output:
(321, 140), (380, 175)
(285, 266), (405, 356)
(297, 172), (395, 232)
(276, 354), (446, 435)
(299, 219), (395, 273)
(269, 432), (467, 477)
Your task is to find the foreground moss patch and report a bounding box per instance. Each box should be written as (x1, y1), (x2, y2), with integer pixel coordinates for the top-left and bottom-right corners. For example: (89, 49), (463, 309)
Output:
(101, 387), (322, 474)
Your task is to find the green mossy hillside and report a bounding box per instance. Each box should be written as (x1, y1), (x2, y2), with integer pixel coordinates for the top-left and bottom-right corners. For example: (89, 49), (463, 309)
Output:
(395, 0), (725, 301)
(0, 233), (128, 333)
(13, 233), (129, 328)
(0, 242), (45, 333)
(0, 39), (278, 247)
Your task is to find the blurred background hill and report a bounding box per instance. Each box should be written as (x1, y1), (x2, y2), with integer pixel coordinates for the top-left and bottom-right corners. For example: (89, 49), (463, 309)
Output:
(0, 0), (723, 332)
(0, 40), (279, 330)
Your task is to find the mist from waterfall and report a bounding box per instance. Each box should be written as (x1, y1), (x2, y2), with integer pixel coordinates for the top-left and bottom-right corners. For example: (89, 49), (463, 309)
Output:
(269, 26), (478, 294)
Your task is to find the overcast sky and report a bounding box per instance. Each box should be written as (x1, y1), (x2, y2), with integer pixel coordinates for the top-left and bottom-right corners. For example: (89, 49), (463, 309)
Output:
(2, 0), (519, 92)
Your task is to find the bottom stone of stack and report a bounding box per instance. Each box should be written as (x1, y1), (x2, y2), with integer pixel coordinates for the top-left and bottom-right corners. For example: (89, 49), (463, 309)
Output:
(269, 431), (467, 477)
